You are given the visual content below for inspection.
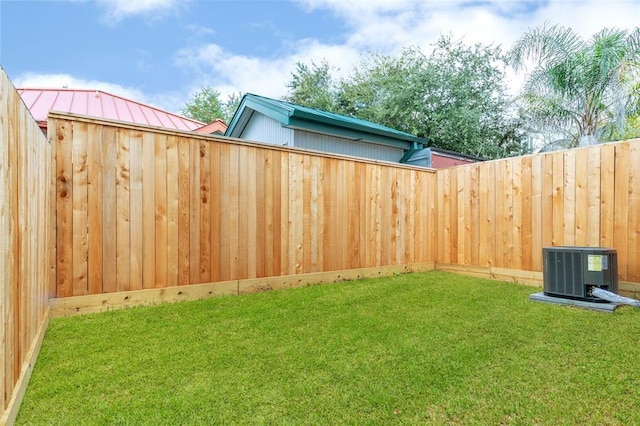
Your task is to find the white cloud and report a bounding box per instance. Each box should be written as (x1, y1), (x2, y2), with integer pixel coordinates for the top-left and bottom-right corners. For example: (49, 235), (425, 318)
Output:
(23, 1), (638, 114)
(298, 0), (640, 51)
(97, 0), (188, 23)
(183, 0), (637, 100)
(174, 40), (362, 101)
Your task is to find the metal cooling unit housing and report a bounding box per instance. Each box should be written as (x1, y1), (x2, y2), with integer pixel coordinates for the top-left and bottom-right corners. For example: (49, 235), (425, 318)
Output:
(543, 247), (618, 302)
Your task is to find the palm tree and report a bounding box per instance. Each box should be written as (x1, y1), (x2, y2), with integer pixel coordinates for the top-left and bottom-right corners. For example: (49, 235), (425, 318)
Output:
(510, 23), (640, 148)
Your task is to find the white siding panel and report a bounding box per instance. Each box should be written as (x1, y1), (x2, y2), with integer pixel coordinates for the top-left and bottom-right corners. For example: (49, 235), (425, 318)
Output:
(294, 130), (404, 163)
(241, 112), (293, 146)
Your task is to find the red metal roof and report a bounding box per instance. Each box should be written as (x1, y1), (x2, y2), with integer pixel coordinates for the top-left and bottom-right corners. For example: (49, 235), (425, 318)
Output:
(194, 119), (227, 135)
(18, 88), (205, 131)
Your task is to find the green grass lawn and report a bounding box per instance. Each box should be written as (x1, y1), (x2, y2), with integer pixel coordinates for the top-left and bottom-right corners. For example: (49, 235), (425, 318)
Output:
(17, 271), (640, 425)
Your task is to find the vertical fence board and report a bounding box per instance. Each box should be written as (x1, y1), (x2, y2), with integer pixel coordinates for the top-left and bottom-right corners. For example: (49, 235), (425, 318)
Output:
(628, 143), (640, 282)
(188, 141), (200, 283)
(599, 144), (615, 249)
(116, 129), (131, 292)
(129, 131), (144, 291)
(614, 142), (630, 279)
(552, 152), (564, 246)
(247, 147), (258, 278)
(209, 142), (221, 282)
(309, 156), (320, 271)
(262, 150), (274, 277)
(587, 146), (601, 247)
(48, 117), (57, 299)
(531, 155), (543, 271)
(72, 122), (88, 296)
(428, 174), (441, 262)
(349, 161), (362, 268)
(6, 83), (18, 395)
(478, 163), (489, 266)
(316, 157), (325, 270)
(56, 120), (73, 297)
(397, 168), (405, 264)
(302, 155), (312, 272)
(521, 156), (532, 271)
(141, 133), (156, 289)
(271, 149), (282, 277)
(237, 146), (249, 279)
(541, 153), (554, 251)
(493, 162), (505, 267)
(381, 165), (391, 266)
(178, 138), (190, 285)
(228, 146), (240, 279)
(166, 135), (179, 287)
(512, 159), (523, 270)
(440, 170), (450, 263)
(470, 165), (480, 265)
(407, 170), (416, 263)
(0, 73), (9, 410)
(255, 150), (266, 278)
(503, 160), (514, 268)
(218, 144), (231, 281)
(199, 142), (211, 283)
(574, 148), (589, 246)
(102, 127), (117, 294)
(87, 124), (103, 294)
(449, 169), (458, 264)
(456, 167), (466, 264)
(296, 154), (305, 274)
(458, 167), (468, 264)
(278, 152), (289, 273)
(321, 159), (333, 270)
(154, 134), (168, 287)
(563, 150), (576, 245)
(373, 165), (383, 266)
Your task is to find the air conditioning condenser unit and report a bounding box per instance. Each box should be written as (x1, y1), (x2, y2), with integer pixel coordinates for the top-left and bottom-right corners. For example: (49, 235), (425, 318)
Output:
(543, 247), (618, 302)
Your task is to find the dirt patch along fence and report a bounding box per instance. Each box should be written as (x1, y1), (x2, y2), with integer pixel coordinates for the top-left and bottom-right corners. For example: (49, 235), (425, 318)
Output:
(436, 138), (640, 284)
(50, 112), (438, 298)
(0, 68), (53, 423)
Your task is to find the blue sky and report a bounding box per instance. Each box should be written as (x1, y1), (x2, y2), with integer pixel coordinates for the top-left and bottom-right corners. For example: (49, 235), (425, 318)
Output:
(2, 0), (639, 115)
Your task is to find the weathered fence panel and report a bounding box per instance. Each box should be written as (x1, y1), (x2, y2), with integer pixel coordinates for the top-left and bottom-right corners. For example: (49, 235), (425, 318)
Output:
(0, 68), (52, 423)
(436, 139), (640, 282)
(49, 113), (438, 297)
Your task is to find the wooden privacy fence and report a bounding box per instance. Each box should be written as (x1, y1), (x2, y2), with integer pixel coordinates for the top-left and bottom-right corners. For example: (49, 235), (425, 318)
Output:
(50, 113), (437, 298)
(3, 65), (640, 422)
(0, 68), (52, 422)
(436, 139), (640, 282)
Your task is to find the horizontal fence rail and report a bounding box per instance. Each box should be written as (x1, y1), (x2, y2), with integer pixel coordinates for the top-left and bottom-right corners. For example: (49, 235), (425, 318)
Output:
(50, 113), (438, 298)
(436, 139), (640, 282)
(1, 68), (52, 422)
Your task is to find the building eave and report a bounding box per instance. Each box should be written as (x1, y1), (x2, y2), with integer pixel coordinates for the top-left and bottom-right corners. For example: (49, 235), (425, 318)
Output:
(225, 93), (428, 152)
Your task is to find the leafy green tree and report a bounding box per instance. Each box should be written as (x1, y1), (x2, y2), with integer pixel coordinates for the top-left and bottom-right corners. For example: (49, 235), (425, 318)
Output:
(182, 87), (242, 124)
(337, 37), (528, 158)
(336, 48), (426, 137)
(223, 92), (243, 122)
(509, 24), (640, 148)
(182, 86), (225, 124)
(284, 60), (339, 112)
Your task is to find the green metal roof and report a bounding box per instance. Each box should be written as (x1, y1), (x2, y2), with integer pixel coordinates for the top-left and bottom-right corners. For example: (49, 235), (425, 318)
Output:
(224, 93), (427, 153)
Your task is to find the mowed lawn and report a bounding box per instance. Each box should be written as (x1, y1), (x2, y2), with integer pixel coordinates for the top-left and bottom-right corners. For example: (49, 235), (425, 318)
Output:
(17, 271), (640, 425)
